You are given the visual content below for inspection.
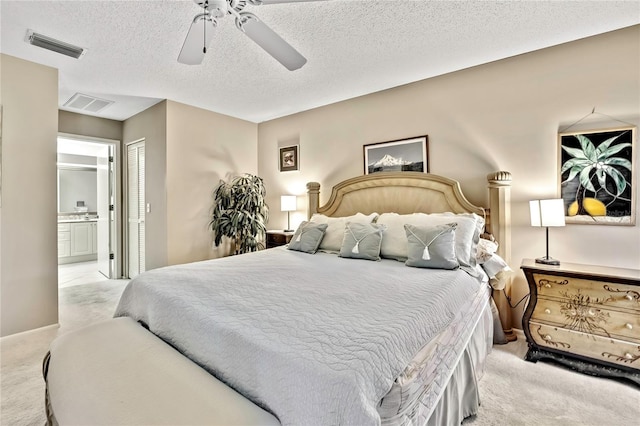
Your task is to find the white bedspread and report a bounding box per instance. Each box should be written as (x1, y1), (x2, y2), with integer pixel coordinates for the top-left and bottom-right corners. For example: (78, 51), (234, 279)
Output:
(114, 247), (482, 425)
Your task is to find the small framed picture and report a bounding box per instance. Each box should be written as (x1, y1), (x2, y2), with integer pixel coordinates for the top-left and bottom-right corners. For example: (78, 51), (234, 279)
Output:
(364, 135), (428, 174)
(279, 145), (299, 172)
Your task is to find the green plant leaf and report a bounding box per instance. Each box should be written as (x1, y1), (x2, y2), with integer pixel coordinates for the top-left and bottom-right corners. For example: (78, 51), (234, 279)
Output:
(578, 166), (596, 192)
(561, 145), (588, 160)
(606, 167), (628, 195)
(561, 157), (590, 174)
(595, 132), (626, 157)
(574, 134), (597, 162)
(603, 157), (632, 171)
(562, 164), (584, 184)
(598, 142), (632, 160)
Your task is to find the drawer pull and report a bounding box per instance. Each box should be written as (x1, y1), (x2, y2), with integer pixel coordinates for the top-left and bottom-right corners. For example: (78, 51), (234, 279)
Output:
(544, 308), (551, 314)
(544, 283), (552, 288)
(625, 323), (633, 330)
(588, 309), (596, 317)
(624, 352), (634, 360)
(543, 334), (552, 341)
(624, 294), (633, 301)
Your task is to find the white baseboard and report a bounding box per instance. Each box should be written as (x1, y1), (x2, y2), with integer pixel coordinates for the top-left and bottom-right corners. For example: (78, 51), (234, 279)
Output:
(0, 323), (59, 343)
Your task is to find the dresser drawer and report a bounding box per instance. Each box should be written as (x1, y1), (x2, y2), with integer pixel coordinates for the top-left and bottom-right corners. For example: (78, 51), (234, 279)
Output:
(533, 297), (640, 343)
(530, 321), (640, 370)
(533, 273), (640, 312)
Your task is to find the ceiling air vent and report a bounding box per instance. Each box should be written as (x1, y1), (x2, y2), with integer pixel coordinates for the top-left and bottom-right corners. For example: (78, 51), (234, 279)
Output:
(64, 93), (114, 113)
(25, 30), (86, 59)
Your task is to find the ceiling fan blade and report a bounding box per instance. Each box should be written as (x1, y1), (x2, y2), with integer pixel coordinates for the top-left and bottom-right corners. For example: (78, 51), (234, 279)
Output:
(237, 13), (306, 71)
(178, 14), (216, 65)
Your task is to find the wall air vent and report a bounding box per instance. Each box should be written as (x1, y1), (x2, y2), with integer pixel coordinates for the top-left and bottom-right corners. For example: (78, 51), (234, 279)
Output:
(63, 93), (114, 113)
(25, 30), (86, 59)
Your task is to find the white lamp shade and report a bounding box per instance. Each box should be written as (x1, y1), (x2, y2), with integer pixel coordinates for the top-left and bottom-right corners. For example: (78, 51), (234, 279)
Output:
(280, 195), (297, 212)
(530, 199), (565, 227)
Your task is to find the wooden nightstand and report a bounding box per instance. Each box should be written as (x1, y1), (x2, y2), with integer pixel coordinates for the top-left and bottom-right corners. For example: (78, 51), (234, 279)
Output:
(521, 259), (640, 385)
(266, 230), (294, 249)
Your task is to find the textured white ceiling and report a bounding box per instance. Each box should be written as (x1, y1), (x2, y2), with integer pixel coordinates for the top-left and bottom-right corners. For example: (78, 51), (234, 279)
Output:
(1, 1), (639, 123)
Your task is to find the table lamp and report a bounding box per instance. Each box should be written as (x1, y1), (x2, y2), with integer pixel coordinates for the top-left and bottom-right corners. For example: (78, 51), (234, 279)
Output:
(529, 199), (565, 265)
(280, 195), (297, 232)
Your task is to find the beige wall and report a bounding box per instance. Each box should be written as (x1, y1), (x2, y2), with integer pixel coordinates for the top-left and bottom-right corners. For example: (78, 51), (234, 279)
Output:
(123, 100), (258, 270)
(123, 101), (168, 271)
(258, 26), (640, 327)
(59, 110), (123, 142)
(165, 101), (258, 265)
(0, 54), (59, 336)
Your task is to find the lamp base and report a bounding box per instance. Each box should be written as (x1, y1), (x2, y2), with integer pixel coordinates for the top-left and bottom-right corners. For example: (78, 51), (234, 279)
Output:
(535, 256), (560, 266)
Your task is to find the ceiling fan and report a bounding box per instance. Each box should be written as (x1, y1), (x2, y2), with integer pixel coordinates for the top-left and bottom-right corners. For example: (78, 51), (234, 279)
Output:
(178, 0), (325, 71)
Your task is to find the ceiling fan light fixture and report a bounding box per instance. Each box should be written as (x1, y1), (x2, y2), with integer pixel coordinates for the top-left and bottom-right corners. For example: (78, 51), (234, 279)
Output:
(25, 30), (86, 59)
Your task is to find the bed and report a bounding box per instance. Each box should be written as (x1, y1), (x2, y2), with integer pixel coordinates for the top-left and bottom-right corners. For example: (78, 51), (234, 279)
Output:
(47, 171), (513, 426)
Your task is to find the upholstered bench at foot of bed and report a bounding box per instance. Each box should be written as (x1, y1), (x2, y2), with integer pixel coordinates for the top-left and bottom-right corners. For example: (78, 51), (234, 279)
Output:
(43, 317), (280, 426)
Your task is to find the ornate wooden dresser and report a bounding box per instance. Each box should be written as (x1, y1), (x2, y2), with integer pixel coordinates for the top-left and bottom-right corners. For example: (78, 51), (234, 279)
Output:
(521, 259), (640, 385)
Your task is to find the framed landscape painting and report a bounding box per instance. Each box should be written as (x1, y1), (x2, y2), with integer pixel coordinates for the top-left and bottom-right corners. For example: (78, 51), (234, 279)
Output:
(364, 135), (429, 175)
(559, 126), (635, 225)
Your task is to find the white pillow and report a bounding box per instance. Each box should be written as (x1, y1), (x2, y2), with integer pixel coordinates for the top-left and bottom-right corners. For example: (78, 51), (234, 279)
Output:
(377, 213), (424, 260)
(430, 212), (484, 269)
(481, 253), (512, 290)
(377, 212), (483, 271)
(310, 212), (378, 252)
(477, 237), (499, 264)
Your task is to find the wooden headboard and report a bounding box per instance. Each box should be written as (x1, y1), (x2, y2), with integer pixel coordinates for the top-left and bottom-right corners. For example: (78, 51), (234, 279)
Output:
(306, 171), (512, 261)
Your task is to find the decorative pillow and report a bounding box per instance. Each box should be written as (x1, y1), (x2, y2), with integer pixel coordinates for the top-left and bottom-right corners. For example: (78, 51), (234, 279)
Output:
(481, 253), (512, 290)
(404, 223), (459, 269)
(430, 212), (484, 269)
(339, 222), (385, 261)
(377, 212), (481, 272)
(310, 212), (378, 252)
(287, 221), (328, 254)
(476, 237), (499, 264)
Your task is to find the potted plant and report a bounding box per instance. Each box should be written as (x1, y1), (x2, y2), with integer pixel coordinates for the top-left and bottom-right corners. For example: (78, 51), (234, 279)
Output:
(210, 174), (269, 255)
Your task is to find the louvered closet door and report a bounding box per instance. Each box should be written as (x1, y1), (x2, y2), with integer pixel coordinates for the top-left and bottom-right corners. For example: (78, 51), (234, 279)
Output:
(127, 141), (145, 279)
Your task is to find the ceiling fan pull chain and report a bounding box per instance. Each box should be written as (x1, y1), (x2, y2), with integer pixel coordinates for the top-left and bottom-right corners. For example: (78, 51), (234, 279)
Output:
(203, 1), (208, 54)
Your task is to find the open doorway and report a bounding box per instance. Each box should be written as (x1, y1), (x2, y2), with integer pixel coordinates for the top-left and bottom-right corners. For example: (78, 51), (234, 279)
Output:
(57, 134), (121, 285)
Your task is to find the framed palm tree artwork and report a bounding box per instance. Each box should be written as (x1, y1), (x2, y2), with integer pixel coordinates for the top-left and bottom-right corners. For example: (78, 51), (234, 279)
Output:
(559, 126), (636, 225)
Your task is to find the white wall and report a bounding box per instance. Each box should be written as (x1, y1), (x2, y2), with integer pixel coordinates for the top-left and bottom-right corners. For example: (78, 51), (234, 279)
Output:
(0, 54), (59, 337)
(257, 26), (640, 327)
(58, 169), (97, 213)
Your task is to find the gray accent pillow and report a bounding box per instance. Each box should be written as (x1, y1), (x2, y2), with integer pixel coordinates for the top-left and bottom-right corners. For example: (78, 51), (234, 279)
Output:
(404, 223), (459, 269)
(287, 221), (328, 254)
(339, 222), (385, 261)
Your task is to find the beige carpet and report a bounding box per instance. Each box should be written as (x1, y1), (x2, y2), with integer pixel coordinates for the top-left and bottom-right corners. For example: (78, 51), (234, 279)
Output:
(1, 279), (638, 425)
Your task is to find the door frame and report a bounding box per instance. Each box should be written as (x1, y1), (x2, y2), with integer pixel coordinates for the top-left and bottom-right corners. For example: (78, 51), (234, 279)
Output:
(124, 138), (145, 279)
(58, 132), (122, 278)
